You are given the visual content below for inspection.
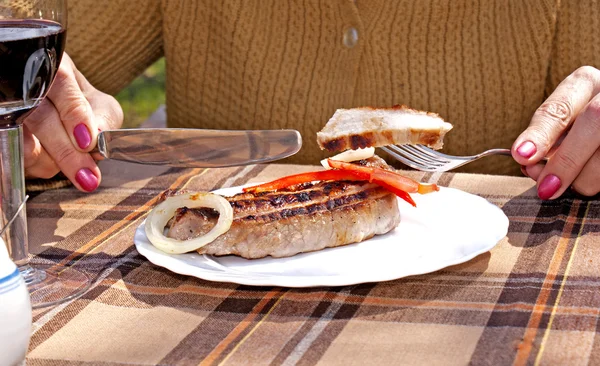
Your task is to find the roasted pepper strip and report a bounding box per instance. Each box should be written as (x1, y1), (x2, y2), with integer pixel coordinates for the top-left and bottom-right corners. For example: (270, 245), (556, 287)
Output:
(417, 183), (440, 194)
(242, 170), (364, 193)
(373, 180), (417, 207)
(243, 159), (435, 208)
(326, 159), (434, 193)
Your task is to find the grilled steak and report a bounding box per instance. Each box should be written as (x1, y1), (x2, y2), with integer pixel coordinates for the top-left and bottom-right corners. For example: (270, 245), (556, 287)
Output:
(317, 105), (453, 152)
(165, 181), (400, 259)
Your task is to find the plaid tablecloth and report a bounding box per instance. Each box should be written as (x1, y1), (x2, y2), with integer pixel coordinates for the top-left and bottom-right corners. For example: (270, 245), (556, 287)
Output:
(24, 160), (600, 366)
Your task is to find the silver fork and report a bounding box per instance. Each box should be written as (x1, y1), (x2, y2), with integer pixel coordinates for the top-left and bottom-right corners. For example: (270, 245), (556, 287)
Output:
(380, 145), (513, 172)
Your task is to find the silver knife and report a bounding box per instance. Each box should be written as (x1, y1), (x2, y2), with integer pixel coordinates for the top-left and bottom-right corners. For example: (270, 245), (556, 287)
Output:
(93, 128), (302, 168)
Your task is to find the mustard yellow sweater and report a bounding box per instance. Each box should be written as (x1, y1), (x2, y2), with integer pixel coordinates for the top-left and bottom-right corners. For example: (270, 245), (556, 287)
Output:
(65, 0), (600, 175)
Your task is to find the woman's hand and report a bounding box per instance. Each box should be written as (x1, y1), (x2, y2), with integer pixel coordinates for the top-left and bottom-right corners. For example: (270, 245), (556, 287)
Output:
(23, 53), (123, 192)
(512, 66), (600, 200)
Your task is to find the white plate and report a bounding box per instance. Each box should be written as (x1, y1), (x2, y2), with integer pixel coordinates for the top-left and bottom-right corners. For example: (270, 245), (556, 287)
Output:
(134, 186), (508, 287)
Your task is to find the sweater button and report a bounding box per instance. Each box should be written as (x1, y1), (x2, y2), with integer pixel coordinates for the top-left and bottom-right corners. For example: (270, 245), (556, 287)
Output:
(343, 27), (358, 48)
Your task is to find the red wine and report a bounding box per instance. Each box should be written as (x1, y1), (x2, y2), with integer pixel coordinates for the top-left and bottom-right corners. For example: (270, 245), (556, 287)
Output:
(0, 20), (66, 126)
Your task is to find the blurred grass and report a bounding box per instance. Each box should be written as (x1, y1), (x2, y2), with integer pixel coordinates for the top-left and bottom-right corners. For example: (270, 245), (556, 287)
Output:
(116, 58), (166, 128)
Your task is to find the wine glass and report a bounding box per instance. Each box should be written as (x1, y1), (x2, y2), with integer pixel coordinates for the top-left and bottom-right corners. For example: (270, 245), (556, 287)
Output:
(0, 0), (91, 309)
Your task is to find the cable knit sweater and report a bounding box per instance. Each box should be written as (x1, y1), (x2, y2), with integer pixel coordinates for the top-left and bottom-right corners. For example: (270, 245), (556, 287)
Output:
(65, 0), (600, 175)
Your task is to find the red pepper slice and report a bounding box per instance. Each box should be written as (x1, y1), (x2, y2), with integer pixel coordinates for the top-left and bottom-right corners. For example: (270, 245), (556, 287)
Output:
(243, 159), (436, 208)
(418, 183), (440, 194)
(242, 170), (363, 193)
(373, 180), (417, 207)
(327, 159), (423, 193)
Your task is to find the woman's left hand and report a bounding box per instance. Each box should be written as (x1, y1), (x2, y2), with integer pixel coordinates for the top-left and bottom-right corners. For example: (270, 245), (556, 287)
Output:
(512, 66), (600, 200)
(22, 53), (123, 192)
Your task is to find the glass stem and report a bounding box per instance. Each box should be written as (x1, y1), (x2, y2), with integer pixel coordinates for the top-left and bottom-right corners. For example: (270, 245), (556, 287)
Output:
(0, 125), (29, 267)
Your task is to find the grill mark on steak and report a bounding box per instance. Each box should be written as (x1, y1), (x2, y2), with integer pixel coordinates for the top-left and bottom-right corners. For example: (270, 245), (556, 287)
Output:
(225, 181), (382, 223)
(170, 181), (388, 224)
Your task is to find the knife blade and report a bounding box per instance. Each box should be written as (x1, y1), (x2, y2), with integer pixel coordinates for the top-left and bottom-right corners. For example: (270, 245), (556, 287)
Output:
(93, 128), (302, 168)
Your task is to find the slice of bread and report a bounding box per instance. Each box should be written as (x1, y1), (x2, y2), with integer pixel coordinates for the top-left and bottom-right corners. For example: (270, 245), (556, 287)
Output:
(317, 106), (453, 152)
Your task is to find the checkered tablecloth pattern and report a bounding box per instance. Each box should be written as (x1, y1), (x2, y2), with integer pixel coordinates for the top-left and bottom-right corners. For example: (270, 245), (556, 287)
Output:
(25, 161), (600, 365)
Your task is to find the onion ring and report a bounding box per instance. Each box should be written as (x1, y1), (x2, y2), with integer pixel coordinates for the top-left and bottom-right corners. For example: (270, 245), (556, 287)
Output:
(321, 147), (375, 168)
(145, 192), (233, 254)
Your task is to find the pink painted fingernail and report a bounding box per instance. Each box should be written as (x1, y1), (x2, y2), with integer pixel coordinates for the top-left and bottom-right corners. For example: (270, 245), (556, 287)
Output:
(75, 168), (98, 192)
(74, 123), (91, 149)
(538, 174), (561, 200)
(517, 141), (537, 159)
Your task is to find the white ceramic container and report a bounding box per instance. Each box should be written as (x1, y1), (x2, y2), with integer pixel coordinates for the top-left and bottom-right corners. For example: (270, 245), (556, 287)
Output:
(0, 238), (32, 366)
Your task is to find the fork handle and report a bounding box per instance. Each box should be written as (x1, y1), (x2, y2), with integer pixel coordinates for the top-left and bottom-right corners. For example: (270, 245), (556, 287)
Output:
(484, 148), (548, 161)
(486, 149), (512, 156)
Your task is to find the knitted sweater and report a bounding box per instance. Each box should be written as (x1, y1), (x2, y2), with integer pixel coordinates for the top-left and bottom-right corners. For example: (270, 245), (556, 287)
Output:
(66, 0), (600, 175)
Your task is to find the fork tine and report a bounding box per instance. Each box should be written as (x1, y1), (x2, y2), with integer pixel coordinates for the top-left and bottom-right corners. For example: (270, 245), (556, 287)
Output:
(380, 146), (437, 171)
(413, 144), (457, 160)
(406, 145), (452, 164)
(397, 145), (439, 164)
(386, 145), (433, 165)
(392, 145), (447, 166)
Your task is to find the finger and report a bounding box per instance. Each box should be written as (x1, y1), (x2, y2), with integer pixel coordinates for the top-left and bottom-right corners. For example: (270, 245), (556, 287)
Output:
(24, 99), (101, 192)
(63, 54), (122, 131)
(88, 91), (124, 162)
(536, 93), (600, 200)
(571, 149), (600, 197)
(46, 53), (97, 153)
(68, 55), (96, 94)
(23, 125), (59, 179)
(523, 163), (544, 181)
(520, 165), (528, 177)
(86, 88), (124, 131)
(512, 66), (600, 165)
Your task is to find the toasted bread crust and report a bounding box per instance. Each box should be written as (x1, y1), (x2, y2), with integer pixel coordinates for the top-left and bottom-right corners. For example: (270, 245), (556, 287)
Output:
(317, 105), (453, 152)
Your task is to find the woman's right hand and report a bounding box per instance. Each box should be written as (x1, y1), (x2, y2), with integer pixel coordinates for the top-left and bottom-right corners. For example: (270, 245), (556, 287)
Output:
(22, 52), (123, 192)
